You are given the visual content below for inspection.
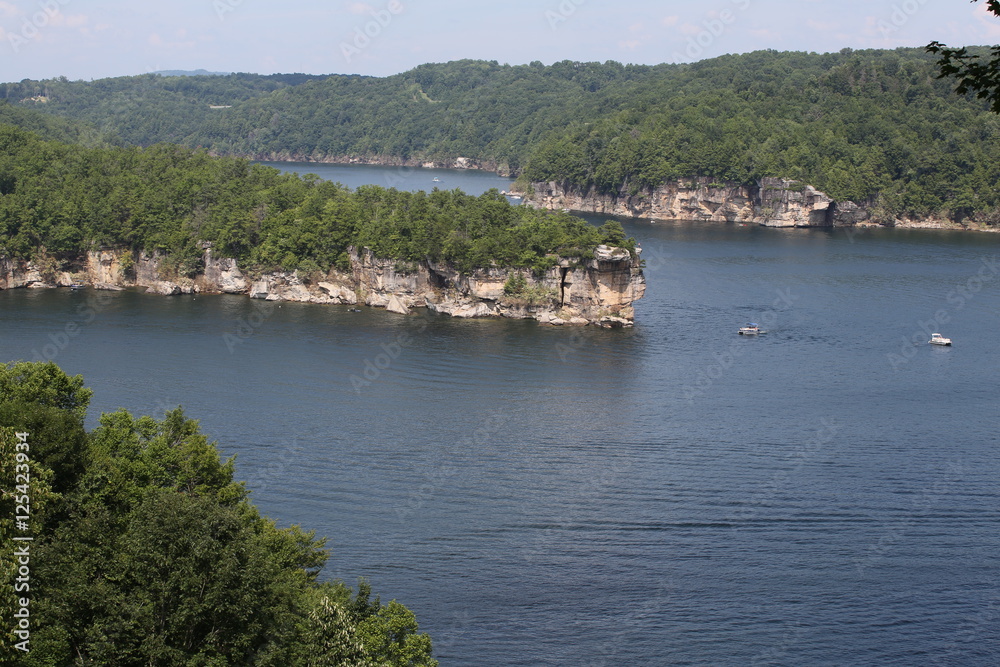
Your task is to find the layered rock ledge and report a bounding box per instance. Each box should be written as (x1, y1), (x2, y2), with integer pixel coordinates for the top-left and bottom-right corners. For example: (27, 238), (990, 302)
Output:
(0, 245), (645, 327)
(517, 177), (996, 231)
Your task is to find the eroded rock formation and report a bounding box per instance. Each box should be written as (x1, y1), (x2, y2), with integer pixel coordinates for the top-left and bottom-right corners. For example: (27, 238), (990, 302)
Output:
(0, 244), (645, 327)
(521, 177), (872, 227)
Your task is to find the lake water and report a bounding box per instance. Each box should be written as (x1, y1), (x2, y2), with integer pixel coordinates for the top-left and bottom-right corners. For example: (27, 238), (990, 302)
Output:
(1, 164), (999, 665)
(257, 160), (516, 196)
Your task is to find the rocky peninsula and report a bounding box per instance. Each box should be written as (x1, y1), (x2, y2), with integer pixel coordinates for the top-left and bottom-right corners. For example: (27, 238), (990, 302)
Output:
(0, 245), (646, 328)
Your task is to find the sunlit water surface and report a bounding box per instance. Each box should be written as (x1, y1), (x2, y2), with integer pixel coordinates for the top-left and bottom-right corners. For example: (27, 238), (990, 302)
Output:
(1, 165), (998, 665)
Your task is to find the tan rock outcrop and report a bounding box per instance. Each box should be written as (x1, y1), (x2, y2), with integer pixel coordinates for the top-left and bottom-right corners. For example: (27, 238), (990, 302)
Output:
(201, 248), (247, 293)
(1, 242), (645, 326)
(348, 245), (644, 326)
(385, 294), (411, 315)
(317, 282), (358, 304)
(145, 281), (182, 296)
(521, 177), (872, 228)
(249, 273), (334, 303)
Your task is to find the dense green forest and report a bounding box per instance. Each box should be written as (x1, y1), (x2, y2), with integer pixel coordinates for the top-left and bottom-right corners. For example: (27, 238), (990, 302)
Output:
(0, 361), (437, 665)
(0, 61), (631, 168)
(4, 49), (1000, 220)
(0, 124), (630, 274)
(520, 49), (1000, 221)
(0, 100), (113, 148)
(0, 72), (328, 149)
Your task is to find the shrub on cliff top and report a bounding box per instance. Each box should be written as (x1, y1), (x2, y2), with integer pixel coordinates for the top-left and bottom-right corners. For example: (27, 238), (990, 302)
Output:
(503, 272), (527, 296)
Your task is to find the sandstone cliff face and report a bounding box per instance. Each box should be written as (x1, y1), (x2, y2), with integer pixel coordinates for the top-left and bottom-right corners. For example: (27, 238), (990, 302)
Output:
(347, 246), (644, 326)
(0, 244), (645, 326)
(522, 177), (872, 227)
(200, 249), (247, 293)
(0, 256), (46, 289)
(86, 250), (123, 286)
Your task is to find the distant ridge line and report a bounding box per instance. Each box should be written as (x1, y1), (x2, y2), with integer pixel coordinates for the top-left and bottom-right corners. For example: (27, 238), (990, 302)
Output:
(152, 69), (233, 77)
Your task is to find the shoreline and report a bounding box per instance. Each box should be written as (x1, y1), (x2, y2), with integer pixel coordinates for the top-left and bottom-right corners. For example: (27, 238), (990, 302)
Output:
(512, 178), (1000, 234)
(241, 153), (511, 176)
(0, 246), (646, 329)
(248, 158), (997, 234)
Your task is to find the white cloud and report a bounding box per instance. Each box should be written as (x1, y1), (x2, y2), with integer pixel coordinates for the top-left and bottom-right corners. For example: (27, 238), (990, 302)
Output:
(858, 16), (885, 43)
(806, 19), (837, 32)
(50, 13), (88, 29)
(749, 28), (781, 41)
(973, 1), (1000, 39)
(148, 31), (196, 50)
(679, 22), (702, 36)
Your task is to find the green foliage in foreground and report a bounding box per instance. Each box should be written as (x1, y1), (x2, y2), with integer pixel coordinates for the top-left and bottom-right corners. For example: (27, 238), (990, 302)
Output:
(0, 361), (437, 666)
(928, 2), (1000, 113)
(0, 124), (630, 274)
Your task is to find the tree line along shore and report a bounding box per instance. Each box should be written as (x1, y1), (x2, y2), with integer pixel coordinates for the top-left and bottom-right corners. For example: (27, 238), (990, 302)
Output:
(5, 48), (1000, 226)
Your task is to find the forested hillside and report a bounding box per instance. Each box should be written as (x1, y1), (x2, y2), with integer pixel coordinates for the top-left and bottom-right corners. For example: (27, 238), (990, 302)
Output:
(0, 125), (630, 274)
(0, 72), (330, 148)
(4, 48), (1000, 221)
(520, 49), (1000, 220)
(1, 60), (640, 169)
(0, 100), (113, 147)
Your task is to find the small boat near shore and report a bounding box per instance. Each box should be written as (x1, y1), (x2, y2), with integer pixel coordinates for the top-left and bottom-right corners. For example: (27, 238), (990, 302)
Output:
(929, 333), (952, 346)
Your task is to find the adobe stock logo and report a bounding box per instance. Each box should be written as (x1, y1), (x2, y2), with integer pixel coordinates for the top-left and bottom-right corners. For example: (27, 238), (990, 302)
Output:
(214, 0), (246, 21)
(340, 0), (404, 64)
(545, 0), (587, 30)
(7, 0), (72, 54)
(875, 0), (930, 38)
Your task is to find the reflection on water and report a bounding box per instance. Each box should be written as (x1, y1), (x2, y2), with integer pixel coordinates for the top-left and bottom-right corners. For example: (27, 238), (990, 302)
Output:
(257, 161), (515, 197)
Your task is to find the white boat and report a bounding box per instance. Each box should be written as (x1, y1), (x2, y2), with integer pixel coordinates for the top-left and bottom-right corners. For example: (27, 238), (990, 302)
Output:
(738, 323), (761, 335)
(432, 177), (441, 182)
(929, 333), (952, 346)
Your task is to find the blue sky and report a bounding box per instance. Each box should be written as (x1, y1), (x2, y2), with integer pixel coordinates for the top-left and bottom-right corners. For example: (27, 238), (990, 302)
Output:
(1, 0), (1000, 81)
